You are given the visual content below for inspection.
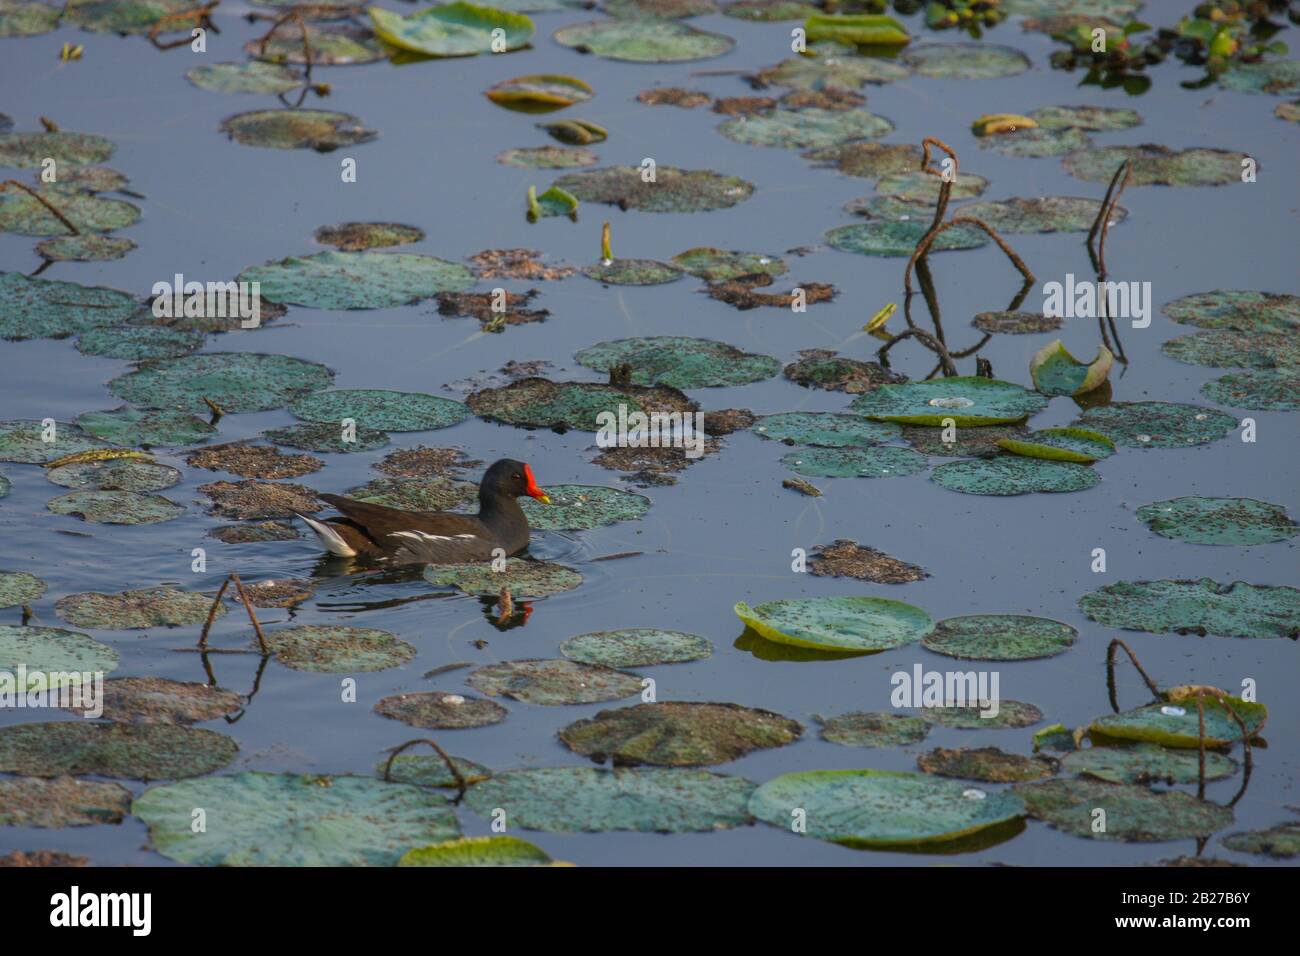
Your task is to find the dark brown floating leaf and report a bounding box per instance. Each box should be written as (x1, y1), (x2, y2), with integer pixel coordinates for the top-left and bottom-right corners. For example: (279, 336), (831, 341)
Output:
(208, 521), (302, 544)
(972, 310), (1063, 335)
(374, 691), (507, 730)
(702, 408), (756, 435)
(705, 275), (836, 311)
(436, 290), (549, 331)
(235, 578), (316, 608)
(199, 480), (322, 520)
(467, 377), (698, 432)
(186, 442), (323, 480)
(780, 87), (865, 111)
(61, 677), (243, 724)
(468, 248), (575, 281)
(373, 446), (482, 479)
(0, 851), (90, 868)
(784, 349), (907, 393)
(592, 440), (720, 487)
(901, 424), (1029, 459)
(637, 87), (711, 108)
(809, 539), (928, 584)
(802, 142), (922, 179)
(782, 477), (822, 497)
(712, 96), (777, 115)
(314, 222), (425, 252)
(918, 747), (1058, 783)
(0, 776), (131, 828)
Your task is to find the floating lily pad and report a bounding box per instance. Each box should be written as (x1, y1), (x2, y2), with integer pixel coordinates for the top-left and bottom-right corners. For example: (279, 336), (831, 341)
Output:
(818, 711), (929, 748)
(370, 2), (534, 57)
(964, 197), (1120, 235)
(518, 484), (649, 530)
(45, 459), (181, 493)
(36, 235), (136, 262)
(199, 480), (321, 520)
(1062, 145), (1249, 187)
(247, 23), (387, 66)
(109, 352), (334, 414)
(1062, 744), (1235, 785)
(1202, 368), (1300, 411)
(804, 12), (909, 46)
(919, 747), (1056, 783)
(374, 690), (507, 729)
(63, 677), (243, 724)
(289, 389), (469, 433)
(134, 772), (458, 865)
(0, 776), (131, 828)
(186, 61), (302, 95)
(1161, 330), (1299, 370)
(851, 377), (1046, 426)
(1276, 101), (1300, 122)
(265, 625), (416, 673)
(1218, 59), (1300, 96)
(423, 559), (583, 598)
(0, 186), (139, 236)
(1078, 578), (1300, 640)
(1221, 822), (1300, 858)
(803, 142), (921, 180)
(240, 251), (472, 310)
(825, 220), (986, 257)
(780, 445), (928, 479)
(932, 456), (1100, 496)
(381, 754), (491, 788)
(606, 0), (717, 16)
(752, 412), (900, 447)
(979, 126), (1091, 158)
(0, 420), (111, 463)
(1073, 401), (1238, 448)
(1164, 290), (1300, 333)
(1137, 497), (1299, 546)
(185, 443), (321, 480)
(263, 422), (390, 453)
(220, 110), (376, 151)
(0, 722), (237, 780)
(670, 247), (786, 280)
(560, 628), (711, 668)
(750, 769), (1026, 848)
(902, 424), (1028, 458)
(0, 1), (60, 38)
(486, 74), (592, 112)
(0, 571), (46, 609)
(75, 326), (202, 363)
(996, 427), (1114, 463)
(718, 108), (892, 150)
(1030, 105), (1142, 130)
(903, 43), (1030, 79)
(399, 836), (553, 867)
(583, 258), (681, 285)
(750, 55), (910, 92)
(923, 700), (1043, 729)
(784, 351), (907, 393)
(808, 539), (928, 584)
(735, 596), (933, 653)
(875, 170), (988, 202)
(560, 701), (802, 766)
(723, 0), (817, 20)
(1031, 341), (1114, 397)
(63, 0), (201, 33)
(468, 658), (643, 705)
(345, 476), (476, 511)
(0, 625), (119, 685)
(575, 336), (779, 389)
(922, 614), (1076, 661)
(1014, 777), (1232, 842)
(48, 490), (185, 524)
(465, 766), (755, 831)
(1093, 691), (1267, 749)
(54, 166), (130, 193)
(467, 377), (696, 431)
(55, 587), (218, 630)
(0, 129), (115, 168)
(552, 165), (754, 212)
(208, 521), (302, 544)
(0, 273), (139, 342)
(498, 145), (598, 168)
(554, 18), (732, 62)
(314, 222), (424, 252)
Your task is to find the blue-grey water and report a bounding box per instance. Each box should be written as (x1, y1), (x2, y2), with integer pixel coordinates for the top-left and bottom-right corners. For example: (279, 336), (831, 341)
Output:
(1, 2), (1297, 866)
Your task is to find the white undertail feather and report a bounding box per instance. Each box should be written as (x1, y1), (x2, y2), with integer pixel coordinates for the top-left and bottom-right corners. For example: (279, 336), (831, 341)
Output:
(387, 531), (478, 543)
(296, 513), (357, 557)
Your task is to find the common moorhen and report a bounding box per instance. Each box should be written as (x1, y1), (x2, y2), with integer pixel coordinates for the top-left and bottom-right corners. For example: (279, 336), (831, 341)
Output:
(298, 458), (550, 563)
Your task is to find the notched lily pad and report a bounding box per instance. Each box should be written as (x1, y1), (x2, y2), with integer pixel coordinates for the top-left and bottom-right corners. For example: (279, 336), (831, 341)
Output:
(220, 110), (377, 151)
(374, 691), (507, 729)
(718, 108), (893, 149)
(560, 628), (712, 667)
(1073, 401), (1238, 449)
(62, 677), (243, 725)
(734, 596), (933, 653)
(46, 458), (182, 493)
(1137, 497), (1299, 546)
(552, 165), (754, 212)
(923, 614), (1076, 661)
(818, 711), (929, 748)
(467, 658), (643, 705)
(1078, 578), (1300, 640)
(1014, 777), (1232, 842)
(290, 389), (469, 432)
(0, 722), (237, 780)
(423, 559), (583, 598)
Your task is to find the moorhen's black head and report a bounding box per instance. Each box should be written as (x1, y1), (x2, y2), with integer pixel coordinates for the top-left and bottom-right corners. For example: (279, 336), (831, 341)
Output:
(481, 458), (550, 504)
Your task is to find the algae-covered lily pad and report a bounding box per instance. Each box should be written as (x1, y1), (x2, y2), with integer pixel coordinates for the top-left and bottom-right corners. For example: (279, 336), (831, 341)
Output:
(671, 247), (786, 281)
(0, 129), (115, 168)
(874, 170), (988, 202)
(818, 711), (929, 748)
(187, 61), (302, 95)
(560, 701), (802, 766)
(467, 658), (643, 705)
(918, 747), (1057, 783)
(465, 766), (755, 831)
(0, 186), (140, 236)
(583, 258), (682, 285)
(1221, 822), (1300, 859)
(64, 678), (243, 725)
(1137, 497), (1299, 546)
(76, 326), (203, 363)
(560, 628), (712, 668)
(220, 110), (376, 151)
(734, 596), (933, 652)
(1077, 579), (1300, 640)
(486, 74), (593, 112)
(55, 588), (217, 630)
(519, 484), (649, 530)
(0, 273), (139, 342)
(1030, 104), (1142, 130)
(750, 54), (910, 93)
(784, 350), (906, 393)
(750, 769), (1025, 847)
(552, 165), (754, 212)
(932, 456), (1100, 496)
(0, 571), (47, 609)
(370, 2), (535, 57)
(922, 614), (1076, 661)
(35, 235), (136, 262)
(718, 108), (892, 150)
(374, 691), (507, 729)
(1031, 340), (1113, 396)
(996, 427), (1115, 463)
(109, 352), (333, 415)
(0, 777), (131, 829)
(399, 836), (553, 866)
(0, 722), (237, 780)
(1062, 744), (1235, 785)
(1164, 290), (1300, 333)
(752, 412), (900, 447)
(963, 197), (1120, 234)
(345, 476), (476, 511)
(977, 126), (1090, 158)
(314, 222), (424, 252)
(851, 377), (1047, 426)
(423, 559), (583, 598)
(1014, 777), (1232, 842)
(266, 625), (417, 673)
(1203, 369), (1300, 411)
(48, 490), (185, 525)
(1062, 145), (1249, 187)
(0, 625), (119, 685)
(290, 389), (469, 432)
(1091, 693), (1266, 749)
(467, 377), (696, 431)
(826, 219), (986, 258)
(780, 445), (928, 479)
(902, 423), (1028, 458)
(1161, 330), (1299, 369)
(134, 772), (458, 865)
(263, 422), (390, 453)
(575, 336), (779, 389)
(1218, 59), (1300, 96)
(923, 700), (1043, 729)
(249, 23), (387, 66)
(199, 480), (321, 520)
(381, 754), (491, 788)
(0, 1), (60, 38)
(498, 145), (598, 168)
(555, 18), (733, 62)
(240, 251), (473, 310)
(1072, 401), (1238, 448)
(903, 43), (1030, 79)
(803, 142), (921, 179)
(0, 419), (110, 463)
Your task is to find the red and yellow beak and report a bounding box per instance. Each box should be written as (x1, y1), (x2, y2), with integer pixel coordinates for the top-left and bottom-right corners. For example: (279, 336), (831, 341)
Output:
(523, 464), (550, 504)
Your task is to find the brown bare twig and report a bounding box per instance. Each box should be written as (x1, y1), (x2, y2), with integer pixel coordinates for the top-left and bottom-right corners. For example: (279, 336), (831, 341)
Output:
(229, 574), (269, 655)
(148, 2), (221, 51)
(383, 738), (470, 802)
(1105, 638), (1162, 713)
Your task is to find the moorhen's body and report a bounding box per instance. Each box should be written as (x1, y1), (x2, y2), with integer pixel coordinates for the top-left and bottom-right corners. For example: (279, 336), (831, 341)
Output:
(298, 458), (550, 564)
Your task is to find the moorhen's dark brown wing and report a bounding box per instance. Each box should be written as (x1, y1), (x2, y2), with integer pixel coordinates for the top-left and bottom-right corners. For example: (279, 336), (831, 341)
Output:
(317, 494), (498, 564)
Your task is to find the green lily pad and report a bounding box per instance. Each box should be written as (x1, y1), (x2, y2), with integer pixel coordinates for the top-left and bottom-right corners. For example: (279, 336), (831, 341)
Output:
(45, 459), (181, 493)
(560, 628), (712, 667)
(1203, 368), (1300, 411)
(0, 186), (139, 236)
(723, 0), (817, 20)
(375, 690), (508, 729)
(552, 165), (754, 212)
(554, 18), (732, 62)
(851, 377), (1047, 426)
(734, 596), (933, 652)
(0, 273), (138, 342)
(903, 43), (1030, 79)
(779, 445), (928, 478)
(240, 251), (472, 310)
(671, 247), (786, 281)
(0, 624), (119, 685)
(1093, 692), (1267, 749)
(0, 777), (131, 828)
(186, 61), (303, 95)
(263, 422), (390, 453)
(962, 196), (1120, 234)
(1030, 104), (1142, 130)
(1164, 290), (1300, 332)
(54, 166), (130, 193)
(247, 23), (387, 66)
(902, 423), (1028, 458)
(35, 235), (136, 262)
(1031, 340), (1114, 396)
(875, 170), (988, 202)
(0, 419), (111, 463)
(583, 258), (681, 285)
(804, 12), (909, 46)
(996, 427), (1115, 463)
(370, 2), (534, 57)
(605, 0), (717, 16)
(63, 677), (243, 724)
(75, 408), (215, 448)
(1218, 59), (1300, 96)
(1161, 330), (1299, 369)
(290, 389), (468, 432)
(76, 326), (203, 362)
(1137, 497), (1299, 546)
(109, 352), (334, 414)
(1014, 778), (1232, 842)
(0, 1), (60, 37)
(1079, 578), (1300, 640)
(718, 108), (893, 149)
(55, 587), (218, 630)
(1073, 401), (1238, 448)
(219, 110), (377, 151)
(919, 747), (1057, 783)
(519, 484), (649, 530)
(0, 571), (47, 609)
(399, 836), (553, 867)
(264, 625), (416, 673)
(575, 336), (779, 389)
(134, 772), (458, 865)
(803, 142), (921, 179)
(752, 412), (901, 447)
(465, 766), (755, 831)
(498, 145), (598, 168)
(1062, 145), (1249, 187)
(48, 490), (185, 524)
(825, 220), (986, 257)
(467, 377), (696, 431)
(932, 456), (1100, 496)
(1221, 822), (1300, 858)
(314, 222), (424, 251)
(467, 658), (643, 705)
(486, 74), (592, 112)
(560, 701), (802, 766)
(423, 559), (583, 598)
(923, 700), (1043, 729)
(1062, 744), (1235, 785)
(750, 54), (910, 92)
(0, 130), (115, 168)
(381, 754), (491, 788)
(978, 126), (1091, 158)
(818, 711), (929, 748)
(922, 614), (1076, 661)
(63, 0), (198, 33)
(345, 476), (476, 511)
(0, 722), (237, 780)
(750, 769), (1026, 848)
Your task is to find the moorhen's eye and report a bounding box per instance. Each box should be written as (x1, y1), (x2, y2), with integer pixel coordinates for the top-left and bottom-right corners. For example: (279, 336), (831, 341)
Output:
(512, 473), (521, 480)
